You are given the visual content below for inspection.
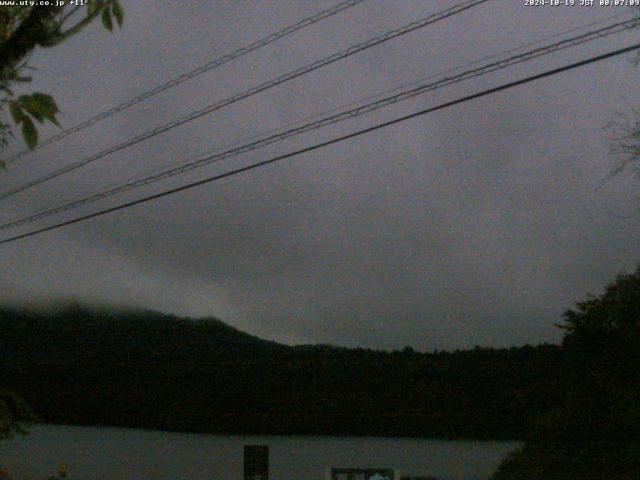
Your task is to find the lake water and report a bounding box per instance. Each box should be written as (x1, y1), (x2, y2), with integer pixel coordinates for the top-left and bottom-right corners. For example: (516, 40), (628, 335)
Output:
(0, 425), (519, 480)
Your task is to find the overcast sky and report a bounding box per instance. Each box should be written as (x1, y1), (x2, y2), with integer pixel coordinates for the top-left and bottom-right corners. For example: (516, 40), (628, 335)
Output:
(1, 0), (640, 351)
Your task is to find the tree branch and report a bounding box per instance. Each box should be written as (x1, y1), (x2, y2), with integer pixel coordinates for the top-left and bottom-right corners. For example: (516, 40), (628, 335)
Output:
(0, 6), (64, 74)
(59, 5), (83, 26)
(46, 1), (115, 46)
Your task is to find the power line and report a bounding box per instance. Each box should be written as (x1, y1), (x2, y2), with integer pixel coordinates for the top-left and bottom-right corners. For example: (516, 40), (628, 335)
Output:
(1, 41), (638, 247)
(0, 0), (490, 202)
(2, 16), (638, 232)
(3, 16), (637, 230)
(3, 0), (368, 165)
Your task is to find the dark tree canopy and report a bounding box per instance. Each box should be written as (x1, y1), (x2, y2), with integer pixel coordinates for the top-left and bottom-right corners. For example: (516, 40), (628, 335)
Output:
(492, 266), (640, 479)
(560, 265), (640, 355)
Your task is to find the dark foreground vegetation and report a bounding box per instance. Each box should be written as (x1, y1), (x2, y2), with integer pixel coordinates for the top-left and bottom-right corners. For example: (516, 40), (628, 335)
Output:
(492, 266), (640, 479)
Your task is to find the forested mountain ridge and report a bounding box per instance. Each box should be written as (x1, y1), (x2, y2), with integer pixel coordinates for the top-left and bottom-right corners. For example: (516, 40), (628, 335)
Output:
(0, 304), (285, 364)
(0, 304), (564, 439)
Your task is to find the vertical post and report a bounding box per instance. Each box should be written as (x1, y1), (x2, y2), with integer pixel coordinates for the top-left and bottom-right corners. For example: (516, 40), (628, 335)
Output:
(244, 445), (269, 480)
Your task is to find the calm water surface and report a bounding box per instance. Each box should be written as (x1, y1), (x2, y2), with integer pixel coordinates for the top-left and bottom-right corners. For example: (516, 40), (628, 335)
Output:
(0, 425), (519, 480)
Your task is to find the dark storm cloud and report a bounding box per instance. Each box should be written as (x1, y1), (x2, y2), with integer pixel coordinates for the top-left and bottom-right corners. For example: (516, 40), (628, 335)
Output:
(1, 0), (640, 350)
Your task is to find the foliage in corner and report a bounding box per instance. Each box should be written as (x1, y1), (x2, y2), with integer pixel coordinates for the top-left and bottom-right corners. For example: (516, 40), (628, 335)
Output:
(0, 0), (124, 164)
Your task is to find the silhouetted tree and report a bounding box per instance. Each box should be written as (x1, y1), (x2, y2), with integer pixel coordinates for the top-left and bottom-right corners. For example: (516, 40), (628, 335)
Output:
(560, 265), (640, 356)
(492, 265), (640, 479)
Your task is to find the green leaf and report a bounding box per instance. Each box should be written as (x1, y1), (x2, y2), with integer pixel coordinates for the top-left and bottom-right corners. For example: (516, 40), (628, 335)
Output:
(31, 92), (60, 126)
(8, 101), (25, 124)
(18, 95), (45, 123)
(112, 1), (124, 27)
(21, 117), (38, 150)
(31, 93), (59, 115)
(88, 0), (103, 16)
(102, 7), (113, 32)
(15, 93), (60, 127)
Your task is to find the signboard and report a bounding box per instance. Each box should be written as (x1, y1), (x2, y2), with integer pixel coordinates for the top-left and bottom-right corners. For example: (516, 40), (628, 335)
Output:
(330, 468), (396, 480)
(244, 445), (269, 480)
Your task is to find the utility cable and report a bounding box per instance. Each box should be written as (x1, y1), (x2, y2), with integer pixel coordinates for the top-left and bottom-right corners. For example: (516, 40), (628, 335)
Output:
(0, 0), (490, 201)
(3, 0), (369, 165)
(1, 41), (638, 246)
(1, 16), (638, 231)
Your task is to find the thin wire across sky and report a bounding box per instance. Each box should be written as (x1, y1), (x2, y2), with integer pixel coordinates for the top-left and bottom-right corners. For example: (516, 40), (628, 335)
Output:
(3, 0), (369, 165)
(0, 0), (491, 202)
(1, 15), (638, 232)
(1, 42), (639, 246)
